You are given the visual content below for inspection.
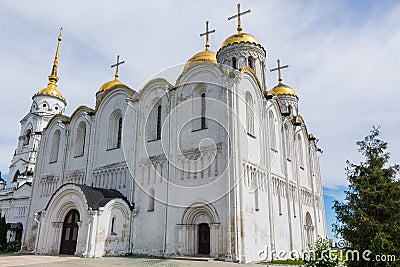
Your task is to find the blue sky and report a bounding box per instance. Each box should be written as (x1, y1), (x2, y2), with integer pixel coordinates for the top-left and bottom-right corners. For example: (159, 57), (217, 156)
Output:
(1, 1), (399, 241)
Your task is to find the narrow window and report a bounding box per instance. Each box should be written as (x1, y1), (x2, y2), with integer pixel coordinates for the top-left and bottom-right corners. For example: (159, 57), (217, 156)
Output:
(269, 112), (277, 150)
(23, 129), (31, 146)
(108, 110), (122, 149)
(156, 105), (162, 139)
(148, 188), (155, 212)
(285, 124), (291, 160)
(111, 217), (116, 234)
(116, 117), (122, 148)
(50, 130), (61, 163)
(297, 134), (304, 168)
(232, 57), (237, 69)
(201, 93), (206, 129)
(245, 92), (254, 136)
(74, 121), (86, 157)
(248, 56), (254, 70)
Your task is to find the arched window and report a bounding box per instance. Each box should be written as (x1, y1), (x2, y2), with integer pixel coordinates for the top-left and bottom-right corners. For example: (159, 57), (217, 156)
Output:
(248, 56), (255, 70)
(201, 93), (206, 129)
(111, 217), (116, 235)
(269, 111), (277, 150)
(23, 129), (31, 146)
(232, 57), (237, 69)
(74, 121), (86, 157)
(148, 188), (155, 212)
(156, 104), (162, 139)
(297, 134), (304, 168)
(192, 86), (207, 130)
(108, 110), (122, 149)
(284, 124), (291, 160)
(245, 92), (255, 136)
(50, 130), (61, 163)
(12, 170), (20, 183)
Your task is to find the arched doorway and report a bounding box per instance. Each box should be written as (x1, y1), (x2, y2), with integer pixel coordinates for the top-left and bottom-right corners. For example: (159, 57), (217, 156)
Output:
(198, 223), (210, 254)
(60, 209), (80, 255)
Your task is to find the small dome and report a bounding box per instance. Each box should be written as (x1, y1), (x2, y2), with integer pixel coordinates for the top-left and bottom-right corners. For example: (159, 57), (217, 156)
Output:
(34, 83), (66, 102)
(98, 77), (130, 92)
(268, 83), (297, 97)
(184, 49), (217, 71)
(220, 32), (261, 49)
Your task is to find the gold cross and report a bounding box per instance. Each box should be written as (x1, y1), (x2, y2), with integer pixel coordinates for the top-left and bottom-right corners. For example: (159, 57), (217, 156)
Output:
(200, 21), (215, 51)
(270, 59), (289, 83)
(111, 55), (125, 79)
(228, 3), (251, 33)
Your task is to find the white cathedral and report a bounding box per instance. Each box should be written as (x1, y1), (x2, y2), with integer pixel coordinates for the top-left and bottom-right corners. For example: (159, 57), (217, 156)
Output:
(0, 4), (326, 263)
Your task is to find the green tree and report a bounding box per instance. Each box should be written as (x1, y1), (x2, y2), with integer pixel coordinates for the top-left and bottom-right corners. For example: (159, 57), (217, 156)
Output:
(0, 213), (6, 245)
(333, 127), (400, 267)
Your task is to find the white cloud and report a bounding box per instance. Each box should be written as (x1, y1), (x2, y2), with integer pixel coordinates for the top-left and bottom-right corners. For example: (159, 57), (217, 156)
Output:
(0, 1), (399, 190)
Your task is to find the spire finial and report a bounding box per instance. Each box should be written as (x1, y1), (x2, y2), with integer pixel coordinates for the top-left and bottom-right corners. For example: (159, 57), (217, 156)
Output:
(200, 21), (215, 51)
(111, 55), (125, 79)
(270, 59), (289, 83)
(228, 3), (251, 33)
(48, 27), (62, 86)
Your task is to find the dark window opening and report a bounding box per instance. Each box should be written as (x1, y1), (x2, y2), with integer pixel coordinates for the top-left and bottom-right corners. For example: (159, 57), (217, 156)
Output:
(156, 105), (162, 139)
(232, 57), (237, 69)
(201, 93), (206, 129)
(116, 117), (122, 148)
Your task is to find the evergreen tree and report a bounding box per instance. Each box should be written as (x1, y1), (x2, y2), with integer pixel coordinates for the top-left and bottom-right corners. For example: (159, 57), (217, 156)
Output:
(333, 127), (400, 267)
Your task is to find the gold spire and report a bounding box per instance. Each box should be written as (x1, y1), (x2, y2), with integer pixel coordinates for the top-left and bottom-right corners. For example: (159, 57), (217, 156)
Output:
(48, 27), (62, 85)
(228, 3), (251, 34)
(34, 27), (66, 102)
(200, 21), (215, 51)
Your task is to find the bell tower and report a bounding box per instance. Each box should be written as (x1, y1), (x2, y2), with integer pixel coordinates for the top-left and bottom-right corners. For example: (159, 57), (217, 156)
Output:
(7, 28), (66, 188)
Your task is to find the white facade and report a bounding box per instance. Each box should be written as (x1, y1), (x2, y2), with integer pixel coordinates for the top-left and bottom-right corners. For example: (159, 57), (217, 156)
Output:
(2, 20), (326, 263)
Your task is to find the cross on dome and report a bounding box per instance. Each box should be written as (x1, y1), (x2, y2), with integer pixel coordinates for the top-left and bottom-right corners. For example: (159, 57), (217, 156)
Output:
(111, 55), (125, 79)
(200, 21), (215, 51)
(228, 3), (251, 33)
(270, 59), (289, 83)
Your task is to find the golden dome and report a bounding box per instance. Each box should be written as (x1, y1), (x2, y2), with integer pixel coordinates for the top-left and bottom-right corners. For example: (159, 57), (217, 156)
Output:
(98, 77), (129, 92)
(34, 83), (66, 102)
(268, 82), (297, 97)
(220, 32), (261, 49)
(184, 49), (217, 70)
(186, 49), (217, 65)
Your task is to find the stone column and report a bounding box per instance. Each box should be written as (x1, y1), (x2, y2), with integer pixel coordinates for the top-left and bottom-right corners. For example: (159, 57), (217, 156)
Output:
(210, 223), (220, 257)
(51, 222), (63, 254)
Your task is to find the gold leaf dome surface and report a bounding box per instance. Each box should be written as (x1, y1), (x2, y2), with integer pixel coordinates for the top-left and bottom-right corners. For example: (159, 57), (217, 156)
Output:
(98, 78), (129, 92)
(184, 49), (217, 71)
(34, 83), (66, 102)
(268, 83), (297, 97)
(220, 32), (261, 49)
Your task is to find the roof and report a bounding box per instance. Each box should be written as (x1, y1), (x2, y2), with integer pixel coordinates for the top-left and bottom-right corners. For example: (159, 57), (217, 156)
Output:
(76, 184), (133, 210)
(45, 183), (134, 211)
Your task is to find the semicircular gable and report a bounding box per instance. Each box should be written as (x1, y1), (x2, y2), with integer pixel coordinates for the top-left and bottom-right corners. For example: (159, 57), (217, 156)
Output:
(137, 78), (172, 100)
(176, 64), (224, 88)
(96, 86), (135, 111)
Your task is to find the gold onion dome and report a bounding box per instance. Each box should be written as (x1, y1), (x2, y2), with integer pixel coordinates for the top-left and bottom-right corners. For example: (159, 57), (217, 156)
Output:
(220, 32), (261, 49)
(268, 82), (297, 97)
(34, 28), (66, 102)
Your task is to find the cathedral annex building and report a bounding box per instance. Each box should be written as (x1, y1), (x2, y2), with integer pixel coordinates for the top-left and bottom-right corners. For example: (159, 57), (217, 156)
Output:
(1, 4), (326, 263)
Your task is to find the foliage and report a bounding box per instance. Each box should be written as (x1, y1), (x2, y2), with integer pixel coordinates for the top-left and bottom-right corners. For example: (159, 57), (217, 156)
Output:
(333, 127), (400, 267)
(259, 259), (303, 265)
(0, 241), (21, 253)
(303, 237), (339, 267)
